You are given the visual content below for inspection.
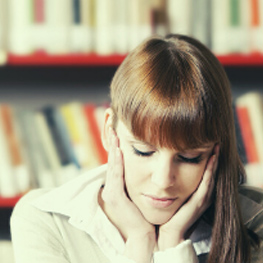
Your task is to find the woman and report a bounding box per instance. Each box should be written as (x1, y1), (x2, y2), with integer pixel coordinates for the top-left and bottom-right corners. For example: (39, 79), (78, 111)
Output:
(11, 34), (263, 263)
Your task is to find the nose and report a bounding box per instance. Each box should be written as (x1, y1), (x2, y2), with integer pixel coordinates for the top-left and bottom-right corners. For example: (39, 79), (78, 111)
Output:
(151, 156), (175, 189)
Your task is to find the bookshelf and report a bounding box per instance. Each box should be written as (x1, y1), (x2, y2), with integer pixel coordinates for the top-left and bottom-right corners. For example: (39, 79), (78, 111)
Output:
(7, 52), (126, 66)
(0, 196), (22, 208)
(5, 53), (263, 67)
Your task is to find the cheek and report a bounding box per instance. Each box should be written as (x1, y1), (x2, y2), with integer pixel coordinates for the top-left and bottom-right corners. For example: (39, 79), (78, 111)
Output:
(177, 163), (206, 195)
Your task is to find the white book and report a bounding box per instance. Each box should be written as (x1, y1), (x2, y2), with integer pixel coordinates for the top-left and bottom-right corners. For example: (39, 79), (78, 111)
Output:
(0, 0), (8, 64)
(0, 240), (15, 263)
(34, 112), (62, 187)
(191, 0), (211, 47)
(227, 0), (250, 54)
(45, 0), (71, 54)
(250, 0), (263, 53)
(167, 0), (192, 36)
(211, 0), (230, 55)
(14, 109), (55, 189)
(94, 0), (113, 55)
(128, 0), (152, 51)
(70, 0), (93, 52)
(112, 0), (128, 54)
(31, 0), (48, 52)
(8, 0), (32, 55)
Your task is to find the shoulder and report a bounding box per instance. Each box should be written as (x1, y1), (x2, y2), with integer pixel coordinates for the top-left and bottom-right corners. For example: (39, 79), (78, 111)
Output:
(11, 189), (57, 234)
(12, 188), (51, 219)
(239, 185), (263, 240)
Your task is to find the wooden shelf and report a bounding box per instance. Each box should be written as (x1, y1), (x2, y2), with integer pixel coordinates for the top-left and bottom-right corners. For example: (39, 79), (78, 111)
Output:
(0, 196), (22, 208)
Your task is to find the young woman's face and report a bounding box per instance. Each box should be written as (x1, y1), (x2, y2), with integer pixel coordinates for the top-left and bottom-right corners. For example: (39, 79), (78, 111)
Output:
(116, 121), (215, 225)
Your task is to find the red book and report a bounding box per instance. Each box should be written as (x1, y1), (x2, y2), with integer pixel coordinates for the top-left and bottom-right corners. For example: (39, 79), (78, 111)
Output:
(236, 106), (259, 163)
(83, 104), (107, 164)
(34, 0), (45, 23)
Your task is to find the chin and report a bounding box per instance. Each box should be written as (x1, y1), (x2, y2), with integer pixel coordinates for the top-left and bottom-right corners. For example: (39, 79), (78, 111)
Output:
(143, 212), (174, 226)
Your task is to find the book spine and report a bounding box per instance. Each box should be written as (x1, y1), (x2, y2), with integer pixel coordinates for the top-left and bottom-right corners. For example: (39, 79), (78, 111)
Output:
(0, 106), (18, 197)
(211, 0), (230, 54)
(8, 0), (32, 55)
(42, 107), (81, 169)
(0, 0), (8, 64)
(1, 105), (31, 194)
(45, 0), (71, 54)
(235, 106), (259, 164)
(95, 0), (113, 54)
(83, 104), (107, 164)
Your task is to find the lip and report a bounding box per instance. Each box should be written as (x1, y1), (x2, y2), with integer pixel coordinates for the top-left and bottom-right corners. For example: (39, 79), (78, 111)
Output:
(143, 194), (177, 209)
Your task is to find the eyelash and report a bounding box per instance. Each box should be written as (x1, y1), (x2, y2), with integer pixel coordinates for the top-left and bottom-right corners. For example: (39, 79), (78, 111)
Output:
(178, 155), (203, 164)
(132, 146), (155, 157)
(132, 146), (203, 164)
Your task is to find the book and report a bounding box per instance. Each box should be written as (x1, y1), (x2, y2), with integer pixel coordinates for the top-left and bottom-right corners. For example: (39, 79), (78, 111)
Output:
(151, 0), (168, 36)
(112, 0), (128, 54)
(45, 0), (71, 54)
(59, 103), (88, 167)
(166, 0), (191, 36)
(128, 0), (153, 51)
(8, 0), (32, 55)
(70, 0), (89, 52)
(191, 0), (211, 48)
(80, 0), (94, 52)
(0, 105), (31, 194)
(211, 0), (230, 54)
(14, 108), (56, 189)
(235, 104), (263, 187)
(0, 240), (15, 263)
(40, 106), (80, 185)
(83, 104), (107, 164)
(33, 111), (61, 187)
(31, 0), (47, 52)
(61, 102), (100, 169)
(236, 92), (263, 163)
(250, 0), (263, 53)
(42, 106), (81, 168)
(0, 0), (8, 64)
(94, 0), (113, 54)
(235, 105), (259, 164)
(0, 106), (18, 197)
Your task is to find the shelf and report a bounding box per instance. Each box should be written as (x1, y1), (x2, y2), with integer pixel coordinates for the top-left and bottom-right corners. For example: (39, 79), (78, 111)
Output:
(217, 53), (263, 66)
(7, 52), (126, 66)
(0, 196), (22, 208)
(5, 52), (263, 67)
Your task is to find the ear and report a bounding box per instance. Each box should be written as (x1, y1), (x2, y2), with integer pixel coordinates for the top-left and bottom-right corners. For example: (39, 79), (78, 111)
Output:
(101, 108), (114, 152)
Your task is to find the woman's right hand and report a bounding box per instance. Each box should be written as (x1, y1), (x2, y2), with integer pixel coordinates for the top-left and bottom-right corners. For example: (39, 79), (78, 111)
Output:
(101, 128), (156, 263)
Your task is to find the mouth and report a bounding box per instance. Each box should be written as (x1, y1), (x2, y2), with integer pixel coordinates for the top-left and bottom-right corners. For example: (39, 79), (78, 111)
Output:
(143, 194), (177, 209)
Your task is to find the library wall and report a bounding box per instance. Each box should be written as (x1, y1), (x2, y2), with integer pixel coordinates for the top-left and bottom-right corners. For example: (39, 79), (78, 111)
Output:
(1, 0), (263, 262)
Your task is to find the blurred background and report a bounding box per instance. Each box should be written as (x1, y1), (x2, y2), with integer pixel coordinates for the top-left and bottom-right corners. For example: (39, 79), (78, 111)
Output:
(1, 0), (263, 262)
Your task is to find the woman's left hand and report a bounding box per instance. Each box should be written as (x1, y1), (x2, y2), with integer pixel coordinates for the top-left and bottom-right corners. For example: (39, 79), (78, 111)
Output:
(157, 145), (219, 251)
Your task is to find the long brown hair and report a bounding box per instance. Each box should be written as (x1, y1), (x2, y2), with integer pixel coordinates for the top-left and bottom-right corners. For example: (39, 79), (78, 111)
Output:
(110, 34), (253, 263)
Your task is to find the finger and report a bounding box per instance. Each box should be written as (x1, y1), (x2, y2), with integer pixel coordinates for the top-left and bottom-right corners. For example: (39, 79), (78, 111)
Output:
(103, 131), (125, 202)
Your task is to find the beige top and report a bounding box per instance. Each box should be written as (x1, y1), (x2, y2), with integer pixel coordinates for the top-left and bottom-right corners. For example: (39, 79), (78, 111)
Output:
(10, 165), (263, 263)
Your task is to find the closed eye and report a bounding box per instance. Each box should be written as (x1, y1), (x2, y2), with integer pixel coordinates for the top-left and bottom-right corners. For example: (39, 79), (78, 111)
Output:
(132, 146), (155, 157)
(178, 155), (203, 164)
